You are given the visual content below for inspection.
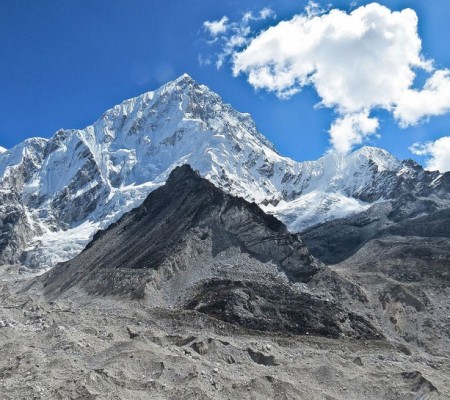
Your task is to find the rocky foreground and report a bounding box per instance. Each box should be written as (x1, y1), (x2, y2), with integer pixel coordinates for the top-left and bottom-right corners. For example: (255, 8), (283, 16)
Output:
(0, 275), (447, 400)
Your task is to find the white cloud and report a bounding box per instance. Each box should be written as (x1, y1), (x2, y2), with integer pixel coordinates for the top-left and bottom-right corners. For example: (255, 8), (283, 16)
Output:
(202, 8), (276, 70)
(203, 16), (229, 37)
(410, 136), (450, 172)
(243, 7), (276, 23)
(305, 1), (325, 17)
(329, 111), (379, 154)
(225, 3), (450, 153)
(216, 26), (251, 69)
(395, 70), (450, 126)
(232, 4), (425, 108)
(259, 7), (276, 20)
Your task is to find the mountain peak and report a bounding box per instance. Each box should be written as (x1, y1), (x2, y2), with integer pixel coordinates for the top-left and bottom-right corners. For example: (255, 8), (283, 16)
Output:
(166, 164), (202, 184)
(1, 75), (448, 270)
(174, 72), (195, 84)
(350, 145), (400, 171)
(354, 145), (395, 158)
(0, 146), (6, 154)
(161, 73), (200, 94)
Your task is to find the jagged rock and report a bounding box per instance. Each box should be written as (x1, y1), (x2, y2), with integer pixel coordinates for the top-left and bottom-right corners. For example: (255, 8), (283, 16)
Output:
(126, 327), (139, 339)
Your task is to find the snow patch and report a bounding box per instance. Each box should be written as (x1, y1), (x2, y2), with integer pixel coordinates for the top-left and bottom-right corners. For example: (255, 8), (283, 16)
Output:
(265, 191), (371, 232)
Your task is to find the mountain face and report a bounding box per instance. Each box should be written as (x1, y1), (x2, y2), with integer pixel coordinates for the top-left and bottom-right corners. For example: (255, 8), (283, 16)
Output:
(41, 165), (379, 340)
(42, 165), (320, 291)
(302, 185), (450, 265)
(0, 74), (449, 269)
(315, 208), (450, 355)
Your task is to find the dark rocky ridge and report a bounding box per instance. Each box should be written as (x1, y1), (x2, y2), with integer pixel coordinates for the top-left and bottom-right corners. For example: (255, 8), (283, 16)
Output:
(185, 278), (380, 339)
(44, 164), (321, 286)
(41, 165), (380, 340)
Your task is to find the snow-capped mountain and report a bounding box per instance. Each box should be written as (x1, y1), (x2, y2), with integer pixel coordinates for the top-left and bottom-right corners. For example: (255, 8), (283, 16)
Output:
(0, 74), (448, 269)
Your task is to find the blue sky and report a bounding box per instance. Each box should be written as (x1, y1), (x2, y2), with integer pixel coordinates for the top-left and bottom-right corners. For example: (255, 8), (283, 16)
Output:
(1, 0), (449, 168)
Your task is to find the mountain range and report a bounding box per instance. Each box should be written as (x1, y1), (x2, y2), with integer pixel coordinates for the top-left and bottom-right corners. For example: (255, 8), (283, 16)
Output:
(1, 73), (449, 269)
(1, 74), (449, 399)
(6, 161), (447, 398)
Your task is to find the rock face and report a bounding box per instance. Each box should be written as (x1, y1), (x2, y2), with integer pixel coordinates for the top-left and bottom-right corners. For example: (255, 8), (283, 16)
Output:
(331, 233), (450, 355)
(302, 193), (450, 265)
(184, 278), (380, 339)
(41, 165), (379, 340)
(301, 198), (450, 354)
(1, 74), (449, 269)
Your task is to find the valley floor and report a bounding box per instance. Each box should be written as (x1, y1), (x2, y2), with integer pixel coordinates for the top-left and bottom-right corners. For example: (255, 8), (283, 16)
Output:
(0, 267), (448, 400)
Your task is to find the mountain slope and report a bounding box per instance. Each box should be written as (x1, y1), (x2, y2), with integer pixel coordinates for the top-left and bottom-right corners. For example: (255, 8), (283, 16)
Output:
(302, 186), (450, 264)
(300, 192), (450, 354)
(1, 74), (449, 269)
(42, 165), (322, 297)
(331, 232), (450, 355)
(41, 165), (380, 340)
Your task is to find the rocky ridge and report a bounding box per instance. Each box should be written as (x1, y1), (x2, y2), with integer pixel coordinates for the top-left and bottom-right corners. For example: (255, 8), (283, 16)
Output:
(40, 165), (379, 340)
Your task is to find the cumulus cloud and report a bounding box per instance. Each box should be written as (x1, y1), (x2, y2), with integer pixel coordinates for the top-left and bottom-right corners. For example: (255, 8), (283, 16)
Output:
(329, 112), (379, 154)
(410, 136), (450, 172)
(216, 2), (450, 153)
(203, 16), (229, 37)
(395, 70), (450, 126)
